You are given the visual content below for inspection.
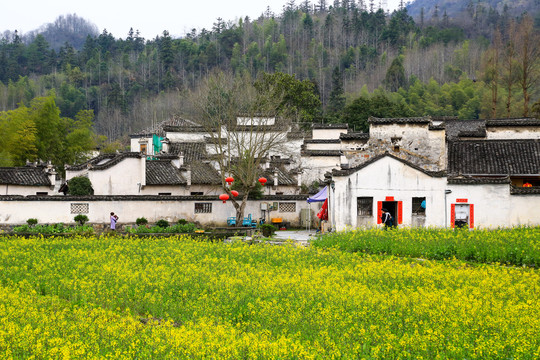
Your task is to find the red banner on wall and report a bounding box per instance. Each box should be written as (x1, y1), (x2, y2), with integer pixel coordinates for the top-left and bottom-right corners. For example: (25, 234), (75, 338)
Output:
(469, 204), (474, 228)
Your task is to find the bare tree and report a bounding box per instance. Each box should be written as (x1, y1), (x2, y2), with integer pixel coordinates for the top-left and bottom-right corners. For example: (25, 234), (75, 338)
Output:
(187, 71), (293, 222)
(515, 14), (539, 117)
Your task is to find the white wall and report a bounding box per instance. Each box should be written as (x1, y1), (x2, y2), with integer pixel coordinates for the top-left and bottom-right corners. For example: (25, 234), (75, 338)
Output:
(486, 127), (540, 139)
(305, 142), (341, 150)
(301, 156), (340, 185)
(0, 185), (54, 196)
(165, 132), (207, 142)
(312, 128), (346, 139)
(331, 156), (540, 231)
(447, 184), (540, 228)
(0, 197), (312, 228)
(332, 156), (447, 231)
(66, 157), (145, 195)
(130, 137), (154, 154)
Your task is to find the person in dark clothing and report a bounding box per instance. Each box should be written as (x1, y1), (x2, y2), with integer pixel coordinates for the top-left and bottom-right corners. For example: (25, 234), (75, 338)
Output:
(381, 208), (394, 229)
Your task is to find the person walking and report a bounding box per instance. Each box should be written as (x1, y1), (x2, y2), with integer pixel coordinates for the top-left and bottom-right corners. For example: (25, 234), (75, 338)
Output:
(110, 212), (119, 231)
(381, 208), (394, 229)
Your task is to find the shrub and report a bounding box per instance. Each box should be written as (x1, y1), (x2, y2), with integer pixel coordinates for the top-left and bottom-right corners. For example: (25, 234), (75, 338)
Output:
(260, 223), (277, 237)
(177, 219), (187, 225)
(136, 217), (148, 226)
(26, 218), (38, 227)
(74, 214), (89, 225)
(68, 176), (94, 196)
(156, 219), (169, 228)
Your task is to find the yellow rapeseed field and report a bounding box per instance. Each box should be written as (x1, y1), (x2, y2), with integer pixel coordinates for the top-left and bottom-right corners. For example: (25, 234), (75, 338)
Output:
(0, 234), (538, 359)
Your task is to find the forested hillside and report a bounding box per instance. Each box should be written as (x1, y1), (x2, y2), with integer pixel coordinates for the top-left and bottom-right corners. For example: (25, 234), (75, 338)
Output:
(0, 0), (539, 149)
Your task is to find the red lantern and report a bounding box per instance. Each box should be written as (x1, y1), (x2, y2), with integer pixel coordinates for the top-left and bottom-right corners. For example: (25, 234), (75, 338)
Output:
(225, 176), (234, 185)
(258, 177), (267, 186)
(219, 194), (229, 203)
(231, 190), (239, 197)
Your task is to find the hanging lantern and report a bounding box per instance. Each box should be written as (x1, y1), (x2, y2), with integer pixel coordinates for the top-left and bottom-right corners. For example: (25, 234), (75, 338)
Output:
(231, 190), (239, 197)
(225, 176), (234, 185)
(219, 194), (229, 203)
(258, 177), (267, 186)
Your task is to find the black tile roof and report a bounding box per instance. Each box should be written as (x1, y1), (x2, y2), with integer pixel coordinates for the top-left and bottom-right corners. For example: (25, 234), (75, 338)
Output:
(301, 150), (342, 157)
(261, 166), (297, 186)
(168, 142), (207, 162)
(304, 139), (341, 144)
(333, 152), (446, 177)
(510, 185), (540, 195)
(0, 194), (310, 201)
(312, 123), (349, 129)
(448, 140), (540, 175)
(190, 162), (221, 185)
(67, 152), (144, 171)
(486, 118), (540, 127)
(146, 161), (186, 185)
(0, 167), (51, 186)
(447, 176), (511, 184)
(340, 132), (370, 140)
(443, 120), (486, 140)
(130, 117), (200, 137)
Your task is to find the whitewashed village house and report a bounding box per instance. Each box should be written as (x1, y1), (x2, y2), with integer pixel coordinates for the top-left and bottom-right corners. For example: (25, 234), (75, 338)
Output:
(1, 115), (539, 229)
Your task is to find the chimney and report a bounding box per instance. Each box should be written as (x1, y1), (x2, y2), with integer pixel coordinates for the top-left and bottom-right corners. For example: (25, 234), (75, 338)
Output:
(161, 138), (170, 153)
(46, 164), (56, 190)
(172, 152), (184, 169)
(274, 169), (278, 187)
(186, 165), (192, 187)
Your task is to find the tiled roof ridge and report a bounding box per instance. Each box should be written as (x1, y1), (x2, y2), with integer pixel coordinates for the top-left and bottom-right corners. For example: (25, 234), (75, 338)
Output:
(67, 152), (143, 171)
(312, 123), (349, 129)
(0, 194), (310, 201)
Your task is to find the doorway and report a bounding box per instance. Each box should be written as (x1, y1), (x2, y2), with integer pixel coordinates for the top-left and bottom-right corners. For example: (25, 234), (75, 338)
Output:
(382, 201), (397, 226)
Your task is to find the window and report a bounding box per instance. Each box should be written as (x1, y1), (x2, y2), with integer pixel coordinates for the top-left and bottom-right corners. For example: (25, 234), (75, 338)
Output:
(279, 202), (296, 213)
(190, 192), (204, 195)
(158, 192), (172, 196)
(412, 197), (426, 215)
(36, 192), (48, 196)
(357, 197), (373, 216)
(140, 144), (147, 154)
(195, 203), (212, 214)
(71, 203), (89, 214)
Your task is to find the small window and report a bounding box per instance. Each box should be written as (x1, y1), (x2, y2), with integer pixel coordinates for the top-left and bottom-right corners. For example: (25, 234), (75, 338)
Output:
(190, 192), (204, 195)
(71, 203), (89, 214)
(195, 203), (212, 214)
(412, 197), (426, 215)
(36, 192), (48, 196)
(279, 202), (296, 212)
(140, 144), (147, 154)
(158, 192), (172, 196)
(357, 197), (373, 216)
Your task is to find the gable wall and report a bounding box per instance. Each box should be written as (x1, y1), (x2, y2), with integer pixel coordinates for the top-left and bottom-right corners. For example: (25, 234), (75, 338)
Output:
(87, 158), (145, 195)
(331, 157), (447, 231)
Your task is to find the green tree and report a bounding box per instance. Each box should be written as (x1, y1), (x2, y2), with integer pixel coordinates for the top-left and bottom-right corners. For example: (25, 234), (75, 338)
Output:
(68, 176), (94, 195)
(255, 72), (321, 122)
(384, 55), (407, 92)
(327, 66), (345, 120)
